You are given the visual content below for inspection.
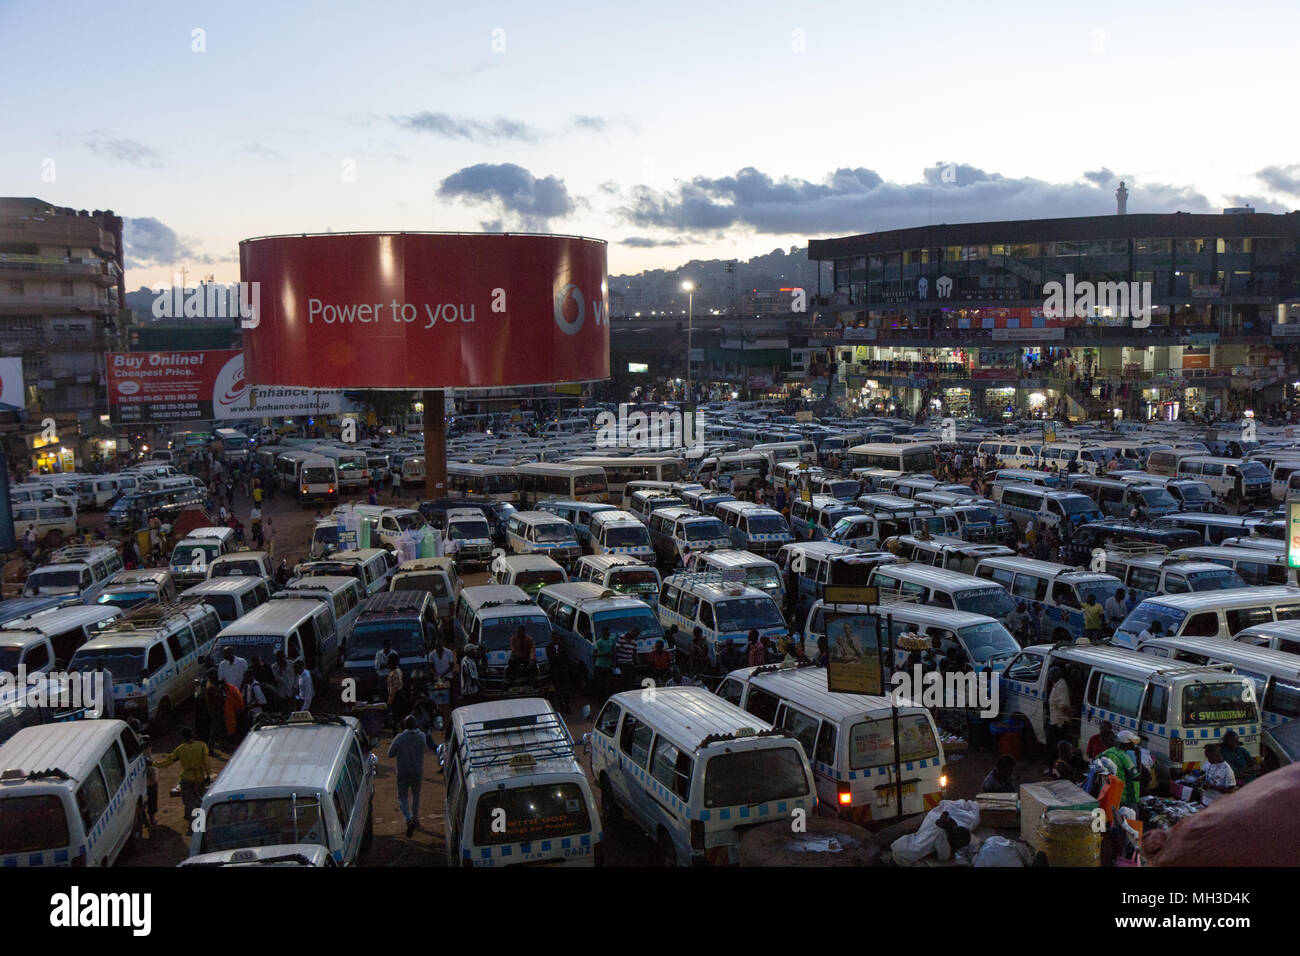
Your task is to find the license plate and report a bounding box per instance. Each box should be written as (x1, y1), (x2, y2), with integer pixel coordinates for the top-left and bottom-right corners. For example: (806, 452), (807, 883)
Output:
(878, 782), (917, 801)
(1239, 734), (1258, 744)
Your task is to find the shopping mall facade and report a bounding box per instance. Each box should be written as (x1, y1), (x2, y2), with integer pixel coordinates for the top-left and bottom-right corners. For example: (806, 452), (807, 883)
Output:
(806, 210), (1300, 421)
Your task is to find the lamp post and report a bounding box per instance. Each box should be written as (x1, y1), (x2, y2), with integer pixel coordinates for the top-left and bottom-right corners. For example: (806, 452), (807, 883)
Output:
(682, 280), (694, 406)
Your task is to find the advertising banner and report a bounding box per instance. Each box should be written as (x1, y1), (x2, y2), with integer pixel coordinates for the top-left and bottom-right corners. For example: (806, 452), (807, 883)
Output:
(240, 233), (609, 389)
(0, 358), (24, 409)
(824, 609), (884, 696)
(107, 350), (357, 424)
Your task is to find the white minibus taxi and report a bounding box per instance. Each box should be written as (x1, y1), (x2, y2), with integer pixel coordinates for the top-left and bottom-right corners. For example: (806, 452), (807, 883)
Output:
(1112, 586), (1300, 648)
(0, 720), (147, 867)
(588, 509), (655, 561)
(443, 698), (602, 866)
(573, 555), (662, 604)
(657, 574), (787, 666)
(999, 643), (1260, 784)
(192, 712), (375, 865)
(588, 686), (817, 866)
(1232, 619), (1300, 656)
(1136, 636), (1299, 749)
(715, 662), (946, 825)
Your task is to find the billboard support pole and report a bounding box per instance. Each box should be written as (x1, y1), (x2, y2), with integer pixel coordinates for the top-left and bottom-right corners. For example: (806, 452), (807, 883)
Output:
(423, 389), (447, 500)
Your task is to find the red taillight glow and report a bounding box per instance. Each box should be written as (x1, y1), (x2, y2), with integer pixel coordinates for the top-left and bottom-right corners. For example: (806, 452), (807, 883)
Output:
(838, 790), (853, 806)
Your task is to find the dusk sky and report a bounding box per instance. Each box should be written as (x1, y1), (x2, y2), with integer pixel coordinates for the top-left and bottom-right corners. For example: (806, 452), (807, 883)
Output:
(3, 0), (1298, 289)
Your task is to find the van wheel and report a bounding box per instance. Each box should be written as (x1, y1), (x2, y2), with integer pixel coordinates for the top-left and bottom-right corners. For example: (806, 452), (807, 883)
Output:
(44, 529), (64, 549)
(361, 804), (374, 852)
(598, 774), (624, 828)
(150, 698), (172, 735)
(655, 830), (677, 868)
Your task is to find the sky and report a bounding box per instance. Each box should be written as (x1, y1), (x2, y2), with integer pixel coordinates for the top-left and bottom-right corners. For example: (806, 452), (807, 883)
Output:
(3, 0), (1299, 290)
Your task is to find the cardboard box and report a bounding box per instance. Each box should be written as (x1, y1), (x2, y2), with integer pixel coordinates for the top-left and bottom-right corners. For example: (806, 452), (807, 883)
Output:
(975, 792), (1019, 829)
(1019, 780), (1097, 848)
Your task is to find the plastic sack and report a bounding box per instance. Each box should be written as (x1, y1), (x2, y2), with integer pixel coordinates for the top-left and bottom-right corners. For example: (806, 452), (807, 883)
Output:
(973, 836), (1033, 867)
(890, 800), (980, 866)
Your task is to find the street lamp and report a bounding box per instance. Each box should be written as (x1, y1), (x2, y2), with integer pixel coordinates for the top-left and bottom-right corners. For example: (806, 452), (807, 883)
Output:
(681, 280), (695, 406)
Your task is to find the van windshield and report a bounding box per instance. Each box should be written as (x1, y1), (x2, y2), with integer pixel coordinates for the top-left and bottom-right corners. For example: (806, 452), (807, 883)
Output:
(714, 597), (784, 632)
(171, 542), (220, 567)
(448, 520), (491, 540)
(954, 587), (1016, 619)
(0, 795), (69, 854)
(69, 648), (146, 681)
(609, 568), (659, 590)
(683, 519), (727, 542)
(515, 570), (566, 594)
(533, 524), (575, 543)
(202, 797), (325, 853)
(1176, 482), (1212, 503)
(849, 714), (940, 770)
(472, 782), (591, 846)
(1182, 682), (1259, 725)
(480, 617), (550, 651)
(604, 527), (650, 547)
(348, 623), (425, 661)
(200, 594), (240, 624)
(592, 607), (663, 643)
(744, 567), (782, 591)
(956, 622), (1020, 663)
(746, 515), (788, 535)
(313, 525), (340, 547)
(213, 560), (263, 578)
(391, 574), (449, 599)
(1061, 496), (1098, 515)
(1185, 569), (1246, 591)
(1116, 602), (1187, 641)
(702, 745), (809, 808)
(1236, 462), (1269, 480)
(1138, 488), (1177, 508)
(97, 591), (155, 609)
(23, 569), (83, 594)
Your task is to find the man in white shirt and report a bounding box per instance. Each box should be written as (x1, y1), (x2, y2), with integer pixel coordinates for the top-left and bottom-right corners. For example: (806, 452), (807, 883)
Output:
(217, 647), (248, 691)
(244, 674), (268, 724)
(1201, 744), (1236, 805)
(93, 660), (115, 719)
(295, 660), (315, 712)
(1104, 588), (1128, 632)
(374, 640), (394, 685)
(428, 638), (455, 684)
(1136, 619), (1164, 646)
(1047, 667), (1072, 754)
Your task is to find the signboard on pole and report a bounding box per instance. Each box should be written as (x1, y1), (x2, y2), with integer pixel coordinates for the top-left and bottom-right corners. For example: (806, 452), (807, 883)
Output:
(1289, 501), (1300, 569)
(824, 608), (884, 695)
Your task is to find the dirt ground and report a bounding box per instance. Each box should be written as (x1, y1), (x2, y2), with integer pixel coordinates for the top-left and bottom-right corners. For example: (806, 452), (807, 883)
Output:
(42, 482), (1041, 867)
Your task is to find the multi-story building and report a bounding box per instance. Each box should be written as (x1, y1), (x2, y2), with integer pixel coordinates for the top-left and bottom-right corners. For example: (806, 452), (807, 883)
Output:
(0, 198), (126, 437)
(807, 210), (1300, 421)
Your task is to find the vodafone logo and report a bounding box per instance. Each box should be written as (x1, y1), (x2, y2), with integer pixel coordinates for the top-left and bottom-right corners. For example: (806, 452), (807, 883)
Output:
(554, 284), (585, 336)
(213, 354), (249, 409)
(117, 380), (140, 396)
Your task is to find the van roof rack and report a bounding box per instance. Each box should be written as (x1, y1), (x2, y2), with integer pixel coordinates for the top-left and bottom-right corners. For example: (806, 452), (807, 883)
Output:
(252, 712), (347, 730)
(1106, 542), (1169, 557)
(106, 595), (210, 630)
(459, 711), (574, 771)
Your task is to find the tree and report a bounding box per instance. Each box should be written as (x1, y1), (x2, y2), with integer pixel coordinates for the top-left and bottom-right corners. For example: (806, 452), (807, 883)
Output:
(355, 389), (415, 428)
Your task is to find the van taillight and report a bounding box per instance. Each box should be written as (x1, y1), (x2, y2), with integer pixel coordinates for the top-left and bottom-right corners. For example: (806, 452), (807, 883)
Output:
(690, 820), (705, 850)
(1169, 735), (1183, 763)
(838, 786), (853, 806)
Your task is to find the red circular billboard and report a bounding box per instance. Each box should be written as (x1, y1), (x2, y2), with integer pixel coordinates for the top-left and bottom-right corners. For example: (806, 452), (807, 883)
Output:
(239, 233), (608, 388)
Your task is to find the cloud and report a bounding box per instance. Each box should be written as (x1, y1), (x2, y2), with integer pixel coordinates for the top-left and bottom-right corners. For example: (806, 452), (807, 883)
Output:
(617, 163), (1217, 236)
(1256, 164), (1300, 197)
(437, 163), (576, 230)
(572, 115), (607, 132)
(620, 236), (692, 248)
(238, 142), (285, 162)
(1226, 194), (1290, 213)
(393, 111), (540, 143)
(1083, 167), (1117, 187)
(123, 217), (233, 269)
(85, 136), (161, 167)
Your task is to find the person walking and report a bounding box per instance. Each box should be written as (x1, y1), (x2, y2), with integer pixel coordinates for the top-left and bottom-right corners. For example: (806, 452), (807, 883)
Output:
(592, 627), (615, 704)
(154, 727), (210, 827)
(271, 650), (295, 713)
(614, 628), (639, 692)
(746, 629), (766, 666)
(386, 652), (406, 731)
(294, 659), (315, 712)
(388, 715), (432, 837)
(1082, 594), (1105, 643)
